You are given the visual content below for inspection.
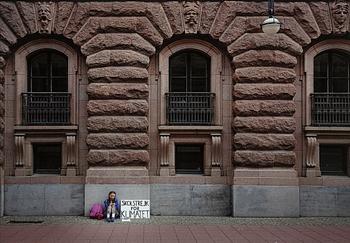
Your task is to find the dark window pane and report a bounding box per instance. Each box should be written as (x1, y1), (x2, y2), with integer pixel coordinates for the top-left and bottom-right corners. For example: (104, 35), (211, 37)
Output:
(170, 77), (187, 92)
(31, 77), (50, 92)
(51, 53), (68, 77)
(169, 50), (210, 93)
(331, 53), (348, 78)
(314, 78), (327, 93)
(320, 145), (347, 175)
(330, 78), (348, 93)
(190, 52), (209, 76)
(30, 52), (49, 77)
(175, 144), (203, 174)
(314, 53), (328, 78)
(170, 53), (187, 77)
(191, 77), (208, 92)
(52, 78), (68, 92)
(33, 143), (61, 174)
(314, 50), (350, 93)
(28, 50), (68, 93)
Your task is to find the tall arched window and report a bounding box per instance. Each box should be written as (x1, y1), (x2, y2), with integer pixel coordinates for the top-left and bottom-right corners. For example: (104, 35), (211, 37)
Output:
(311, 50), (350, 127)
(24, 49), (70, 125)
(27, 50), (68, 92)
(169, 50), (210, 92)
(167, 50), (214, 125)
(314, 50), (350, 93)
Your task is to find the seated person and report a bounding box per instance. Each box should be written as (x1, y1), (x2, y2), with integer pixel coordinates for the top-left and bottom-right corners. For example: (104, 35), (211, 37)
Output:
(104, 191), (119, 222)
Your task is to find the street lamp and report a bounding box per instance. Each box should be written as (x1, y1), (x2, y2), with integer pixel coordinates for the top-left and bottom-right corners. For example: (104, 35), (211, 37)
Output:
(261, 0), (281, 34)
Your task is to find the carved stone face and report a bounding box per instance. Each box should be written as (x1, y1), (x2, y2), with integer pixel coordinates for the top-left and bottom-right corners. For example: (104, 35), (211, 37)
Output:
(38, 4), (52, 26)
(184, 8), (199, 26)
(332, 1), (349, 25)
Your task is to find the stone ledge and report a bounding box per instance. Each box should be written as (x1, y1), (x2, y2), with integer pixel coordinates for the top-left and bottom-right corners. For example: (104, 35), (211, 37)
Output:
(5, 176), (84, 184)
(86, 166), (148, 177)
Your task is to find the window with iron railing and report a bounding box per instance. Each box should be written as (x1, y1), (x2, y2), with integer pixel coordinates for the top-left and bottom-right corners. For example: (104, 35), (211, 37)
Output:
(167, 50), (214, 125)
(311, 50), (350, 126)
(23, 49), (70, 125)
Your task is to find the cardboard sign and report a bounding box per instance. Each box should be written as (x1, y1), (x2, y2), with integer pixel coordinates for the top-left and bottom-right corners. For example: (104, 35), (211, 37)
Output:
(120, 200), (150, 221)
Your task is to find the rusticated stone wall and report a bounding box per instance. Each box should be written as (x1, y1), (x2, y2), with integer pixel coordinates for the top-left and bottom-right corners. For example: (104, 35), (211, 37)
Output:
(0, 1), (349, 170)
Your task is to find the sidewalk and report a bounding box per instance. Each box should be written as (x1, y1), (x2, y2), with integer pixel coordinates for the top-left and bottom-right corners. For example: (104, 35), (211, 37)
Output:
(1, 216), (350, 242)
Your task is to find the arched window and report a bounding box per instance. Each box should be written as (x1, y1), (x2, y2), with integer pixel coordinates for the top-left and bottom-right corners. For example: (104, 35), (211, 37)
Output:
(24, 49), (70, 125)
(167, 50), (214, 125)
(314, 50), (350, 93)
(27, 50), (68, 92)
(169, 50), (210, 92)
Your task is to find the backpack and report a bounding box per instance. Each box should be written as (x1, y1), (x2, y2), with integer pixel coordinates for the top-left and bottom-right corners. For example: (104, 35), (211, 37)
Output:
(89, 203), (104, 220)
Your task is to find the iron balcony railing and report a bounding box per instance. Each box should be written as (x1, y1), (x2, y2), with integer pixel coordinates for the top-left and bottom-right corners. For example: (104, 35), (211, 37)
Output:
(311, 93), (350, 126)
(166, 92), (215, 125)
(22, 92), (71, 125)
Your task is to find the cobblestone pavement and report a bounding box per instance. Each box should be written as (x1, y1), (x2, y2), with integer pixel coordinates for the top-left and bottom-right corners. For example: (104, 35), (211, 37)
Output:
(0, 216), (350, 242)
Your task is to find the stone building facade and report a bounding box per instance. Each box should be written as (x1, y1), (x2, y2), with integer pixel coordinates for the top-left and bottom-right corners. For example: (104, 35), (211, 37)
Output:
(0, 0), (349, 216)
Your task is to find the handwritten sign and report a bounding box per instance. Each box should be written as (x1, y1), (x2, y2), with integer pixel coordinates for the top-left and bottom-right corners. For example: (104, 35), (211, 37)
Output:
(120, 200), (150, 221)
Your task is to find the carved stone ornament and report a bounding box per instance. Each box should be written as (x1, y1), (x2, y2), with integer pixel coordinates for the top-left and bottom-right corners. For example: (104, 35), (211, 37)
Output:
(183, 1), (201, 34)
(331, 0), (349, 34)
(37, 2), (53, 34)
(306, 135), (317, 168)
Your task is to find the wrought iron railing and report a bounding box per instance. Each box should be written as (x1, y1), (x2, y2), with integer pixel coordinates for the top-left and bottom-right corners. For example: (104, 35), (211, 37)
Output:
(166, 92), (215, 125)
(311, 93), (350, 126)
(22, 92), (71, 125)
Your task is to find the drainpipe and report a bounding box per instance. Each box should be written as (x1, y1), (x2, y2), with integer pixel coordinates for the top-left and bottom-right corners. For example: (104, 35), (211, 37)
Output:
(0, 166), (4, 217)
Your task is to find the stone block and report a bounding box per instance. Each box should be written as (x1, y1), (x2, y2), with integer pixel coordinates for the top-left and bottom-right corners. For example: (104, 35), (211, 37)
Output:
(151, 184), (231, 216)
(337, 187), (350, 216)
(233, 83), (296, 100)
(87, 83), (149, 100)
(233, 133), (295, 150)
(233, 100), (296, 116)
(87, 149), (149, 166)
(234, 67), (296, 83)
(227, 33), (303, 56)
(233, 117), (296, 133)
(300, 186), (350, 217)
(86, 133), (149, 149)
(87, 67), (148, 83)
(87, 116), (148, 133)
(4, 184), (84, 215)
(300, 186), (337, 216)
(233, 50), (297, 68)
(81, 33), (156, 56)
(87, 100), (148, 116)
(233, 150), (296, 167)
(86, 50), (150, 68)
(309, 2), (332, 35)
(85, 184), (150, 216)
(233, 185), (299, 217)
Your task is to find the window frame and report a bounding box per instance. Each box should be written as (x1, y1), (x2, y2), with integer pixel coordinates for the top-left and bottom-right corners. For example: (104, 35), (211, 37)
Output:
(14, 39), (78, 125)
(304, 39), (350, 127)
(158, 39), (223, 126)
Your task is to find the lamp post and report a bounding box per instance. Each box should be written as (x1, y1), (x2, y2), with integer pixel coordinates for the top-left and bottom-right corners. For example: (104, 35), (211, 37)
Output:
(261, 0), (281, 34)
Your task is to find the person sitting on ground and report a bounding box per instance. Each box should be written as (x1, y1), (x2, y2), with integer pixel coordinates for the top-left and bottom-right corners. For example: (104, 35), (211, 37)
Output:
(103, 191), (119, 222)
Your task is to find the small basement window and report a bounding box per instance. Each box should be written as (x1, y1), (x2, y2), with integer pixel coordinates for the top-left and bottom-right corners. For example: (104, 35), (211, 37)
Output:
(320, 144), (348, 176)
(175, 144), (204, 174)
(33, 143), (62, 174)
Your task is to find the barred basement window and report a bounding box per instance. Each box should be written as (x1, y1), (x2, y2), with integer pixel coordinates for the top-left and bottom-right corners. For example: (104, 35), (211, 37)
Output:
(320, 144), (348, 176)
(33, 143), (62, 174)
(175, 144), (204, 174)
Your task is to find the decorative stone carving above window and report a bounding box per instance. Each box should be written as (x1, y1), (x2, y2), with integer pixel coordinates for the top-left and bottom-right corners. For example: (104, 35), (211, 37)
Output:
(182, 1), (201, 34)
(37, 2), (54, 34)
(331, 0), (349, 35)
